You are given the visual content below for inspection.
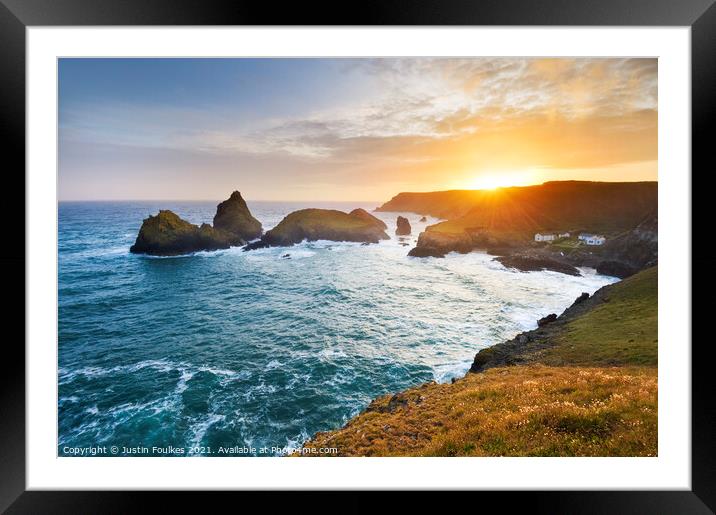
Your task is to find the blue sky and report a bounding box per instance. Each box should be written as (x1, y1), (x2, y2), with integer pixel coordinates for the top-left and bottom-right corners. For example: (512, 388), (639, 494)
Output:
(59, 58), (658, 201)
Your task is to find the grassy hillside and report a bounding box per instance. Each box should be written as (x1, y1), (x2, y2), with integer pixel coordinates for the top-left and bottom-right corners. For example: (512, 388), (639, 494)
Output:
(427, 181), (657, 241)
(298, 266), (658, 457)
(302, 365), (656, 457)
(540, 266), (657, 367)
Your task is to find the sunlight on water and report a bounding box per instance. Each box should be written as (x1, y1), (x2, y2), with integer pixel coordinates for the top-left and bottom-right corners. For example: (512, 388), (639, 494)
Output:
(58, 201), (618, 456)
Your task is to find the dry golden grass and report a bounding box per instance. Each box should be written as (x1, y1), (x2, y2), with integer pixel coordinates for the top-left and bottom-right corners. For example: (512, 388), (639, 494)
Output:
(299, 365), (657, 457)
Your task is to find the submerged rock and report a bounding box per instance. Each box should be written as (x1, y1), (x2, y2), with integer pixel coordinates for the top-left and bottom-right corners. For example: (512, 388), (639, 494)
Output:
(419, 216), (427, 222)
(349, 208), (388, 230)
(395, 216), (411, 236)
(130, 210), (231, 256)
(244, 208), (389, 250)
(495, 254), (581, 276)
(212, 191), (263, 244)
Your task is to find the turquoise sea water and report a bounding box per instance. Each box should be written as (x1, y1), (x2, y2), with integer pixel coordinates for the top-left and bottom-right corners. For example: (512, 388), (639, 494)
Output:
(58, 201), (618, 456)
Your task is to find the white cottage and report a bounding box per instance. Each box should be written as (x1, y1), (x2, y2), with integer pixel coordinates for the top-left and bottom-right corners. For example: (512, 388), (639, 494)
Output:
(534, 233), (556, 242)
(558, 232), (571, 238)
(579, 233), (606, 245)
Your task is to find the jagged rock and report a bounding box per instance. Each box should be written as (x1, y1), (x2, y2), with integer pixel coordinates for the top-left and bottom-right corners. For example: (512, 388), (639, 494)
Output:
(212, 191), (262, 244)
(130, 210), (231, 256)
(395, 216), (411, 236)
(349, 208), (387, 230)
(573, 292), (590, 305)
(244, 208), (389, 250)
(537, 313), (558, 327)
(409, 229), (487, 258)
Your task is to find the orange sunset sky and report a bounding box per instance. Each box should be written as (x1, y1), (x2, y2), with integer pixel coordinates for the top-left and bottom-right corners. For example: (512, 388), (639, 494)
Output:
(59, 57), (657, 201)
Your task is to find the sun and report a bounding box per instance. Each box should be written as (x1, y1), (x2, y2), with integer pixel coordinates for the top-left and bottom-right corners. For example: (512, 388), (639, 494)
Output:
(470, 175), (511, 190)
(468, 170), (538, 191)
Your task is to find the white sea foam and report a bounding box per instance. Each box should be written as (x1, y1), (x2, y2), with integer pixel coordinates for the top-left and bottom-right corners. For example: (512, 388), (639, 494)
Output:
(264, 360), (282, 371)
(187, 413), (226, 452)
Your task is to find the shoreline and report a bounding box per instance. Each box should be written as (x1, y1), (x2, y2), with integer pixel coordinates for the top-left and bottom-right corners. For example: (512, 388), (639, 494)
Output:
(297, 266), (657, 456)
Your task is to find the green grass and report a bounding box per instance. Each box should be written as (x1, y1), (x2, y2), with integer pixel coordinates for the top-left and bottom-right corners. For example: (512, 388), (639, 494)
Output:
(272, 209), (376, 233)
(299, 365), (657, 457)
(549, 239), (582, 250)
(541, 266), (658, 367)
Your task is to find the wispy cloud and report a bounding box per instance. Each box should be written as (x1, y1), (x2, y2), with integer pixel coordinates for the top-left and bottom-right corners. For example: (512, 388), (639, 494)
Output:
(59, 58), (657, 201)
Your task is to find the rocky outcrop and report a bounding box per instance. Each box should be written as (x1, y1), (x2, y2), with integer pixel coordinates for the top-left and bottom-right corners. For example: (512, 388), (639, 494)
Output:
(469, 289), (596, 373)
(130, 210), (232, 256)
(244, 209), (389, 250)
(495, 252), (581, 276)
(395, 216), (411, 236)
(537, 313), (558, 327)
(349, 208), (388, 230)
(419, 216), (427, 222)
(212, 191), (262, 244)
(408, 229), (509, 258)
(130, 190), (262, 256)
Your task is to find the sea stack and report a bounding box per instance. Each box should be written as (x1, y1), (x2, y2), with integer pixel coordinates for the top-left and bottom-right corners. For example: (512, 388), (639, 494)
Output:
(130, 210), (231, 256)
(244, 209), (389, 250)
(212, 191), (263, 244)
(130, 190), (263, 256)
(395, 216), (411, 236)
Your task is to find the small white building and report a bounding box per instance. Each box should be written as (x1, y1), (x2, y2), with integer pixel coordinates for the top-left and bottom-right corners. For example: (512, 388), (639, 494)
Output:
(535, 233), (556, 242)
(579, 233), (606, 245)
(558, 232), (571, 239)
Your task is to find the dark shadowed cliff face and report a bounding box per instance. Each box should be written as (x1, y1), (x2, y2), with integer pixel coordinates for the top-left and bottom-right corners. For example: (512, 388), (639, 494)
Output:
(244, 208), (390, 250)
(349, 208), (388, 230)
(212, 191), (263, 244)
(395, 216), (411, 236)
(130, 210), (232, 256)
(595, 213), (658, 278)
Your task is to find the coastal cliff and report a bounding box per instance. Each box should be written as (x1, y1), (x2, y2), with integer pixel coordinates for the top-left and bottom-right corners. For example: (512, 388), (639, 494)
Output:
(298, 266), (658, 457)
(402, 182), (657, 277)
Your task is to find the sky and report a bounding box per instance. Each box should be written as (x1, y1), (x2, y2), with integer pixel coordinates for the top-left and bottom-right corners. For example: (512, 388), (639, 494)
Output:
(58, 58), (657, 202)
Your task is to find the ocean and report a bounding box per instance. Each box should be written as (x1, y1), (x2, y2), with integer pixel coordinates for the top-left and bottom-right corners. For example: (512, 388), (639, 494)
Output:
(58, 200), (618, 456)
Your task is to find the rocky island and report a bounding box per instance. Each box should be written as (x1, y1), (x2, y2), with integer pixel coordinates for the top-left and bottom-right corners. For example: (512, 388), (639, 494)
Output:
(130, 191), (262, 256)
(244, 208), (390, 250)
(395, 216), (411, 236)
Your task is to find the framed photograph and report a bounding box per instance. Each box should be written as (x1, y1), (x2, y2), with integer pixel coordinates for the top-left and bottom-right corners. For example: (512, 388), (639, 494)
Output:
(4, 0), (712, 510)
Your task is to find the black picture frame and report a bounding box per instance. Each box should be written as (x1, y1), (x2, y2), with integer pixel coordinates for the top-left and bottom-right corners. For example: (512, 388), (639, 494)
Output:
(1, 0), (711, 511)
